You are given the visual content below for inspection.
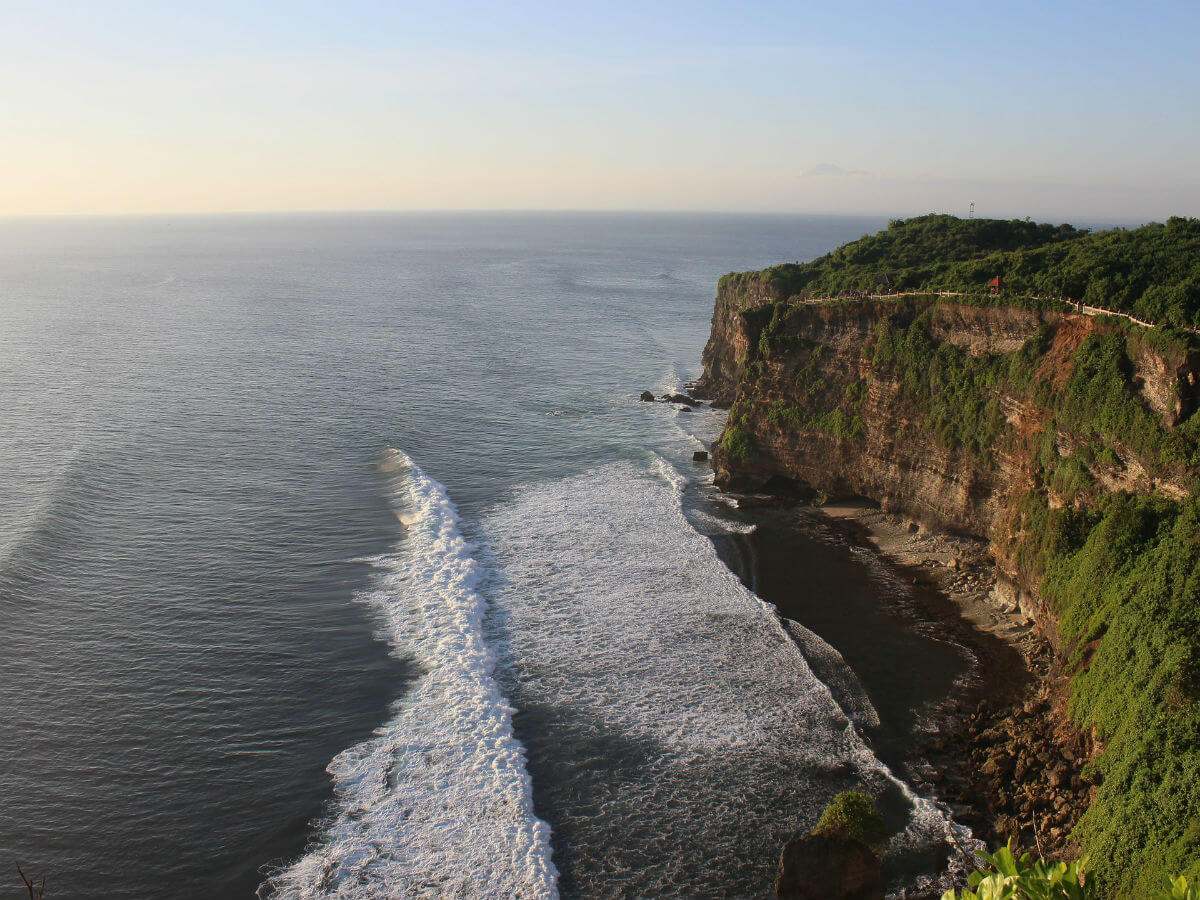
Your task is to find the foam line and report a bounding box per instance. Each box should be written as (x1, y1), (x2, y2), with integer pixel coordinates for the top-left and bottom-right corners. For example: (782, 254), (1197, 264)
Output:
(265, 449), (557, 899)
(479, 456), (973, 896)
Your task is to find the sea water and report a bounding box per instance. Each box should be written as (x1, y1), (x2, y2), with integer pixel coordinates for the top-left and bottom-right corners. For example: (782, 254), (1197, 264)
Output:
(0, 212), (966, 898)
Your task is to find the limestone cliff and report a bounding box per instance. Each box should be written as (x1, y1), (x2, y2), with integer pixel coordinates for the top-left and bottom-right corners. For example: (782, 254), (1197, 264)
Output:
(696, 225), (1200, 896)
(694, 276), (1200, 629)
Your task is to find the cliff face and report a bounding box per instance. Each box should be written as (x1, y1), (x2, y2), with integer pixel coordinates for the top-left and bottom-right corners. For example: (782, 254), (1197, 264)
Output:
(697, 247), (1200, 896)
(694, 279), (1200, 627)
(699, 274), (787, 406)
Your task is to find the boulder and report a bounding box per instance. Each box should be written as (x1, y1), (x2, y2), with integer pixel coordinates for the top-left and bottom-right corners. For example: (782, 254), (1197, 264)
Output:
(662, 393), (699, 406)
(776, 833), (884, 900)
(693, 450), (709, 462)
(639, 390), (656, 402)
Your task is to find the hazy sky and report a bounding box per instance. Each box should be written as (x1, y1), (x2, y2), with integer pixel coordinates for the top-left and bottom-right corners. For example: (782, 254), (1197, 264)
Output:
(2, 0), (1198, 219)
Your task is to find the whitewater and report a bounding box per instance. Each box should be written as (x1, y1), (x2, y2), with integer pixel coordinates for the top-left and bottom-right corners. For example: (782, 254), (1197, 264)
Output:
(2, 211), (923, 899)
(270, 444), (963, 898)
(265, 449), (558, 899)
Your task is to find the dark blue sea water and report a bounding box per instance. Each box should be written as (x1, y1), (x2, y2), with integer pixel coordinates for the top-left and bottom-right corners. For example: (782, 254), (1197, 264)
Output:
(0, 212), (968, 898)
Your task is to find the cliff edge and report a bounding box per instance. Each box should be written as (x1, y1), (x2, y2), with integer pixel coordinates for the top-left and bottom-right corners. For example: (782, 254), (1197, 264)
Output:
(696, 263), (1200, 895)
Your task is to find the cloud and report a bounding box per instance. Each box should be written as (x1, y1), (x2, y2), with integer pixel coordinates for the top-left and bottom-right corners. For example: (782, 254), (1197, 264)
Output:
(802, 163), (868, 178)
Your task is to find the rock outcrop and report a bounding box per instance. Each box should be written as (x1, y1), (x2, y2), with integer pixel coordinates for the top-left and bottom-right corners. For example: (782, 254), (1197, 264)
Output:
(775, 833), (884, 900)
(694, 279), (1198, 629)
(696, 273), (1200, 890)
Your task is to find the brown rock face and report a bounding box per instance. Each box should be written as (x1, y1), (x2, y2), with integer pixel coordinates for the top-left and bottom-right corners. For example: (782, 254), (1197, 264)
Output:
(1129, 338), (1200, 426)
(700, 296), (1044, 534)
(775, 833), (884, 900)
(696, 285), (1197, 627)
(696, 275), (785, 406)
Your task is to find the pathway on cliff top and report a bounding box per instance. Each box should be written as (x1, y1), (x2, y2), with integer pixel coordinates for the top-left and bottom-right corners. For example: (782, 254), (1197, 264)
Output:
(789, 290), (1197, 335)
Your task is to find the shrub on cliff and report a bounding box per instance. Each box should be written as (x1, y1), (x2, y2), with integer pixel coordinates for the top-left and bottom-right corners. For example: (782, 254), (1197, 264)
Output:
(942, 845), (1096, 899)
(868, 310), (1007, 462)
(811, 791), (887, 846)
(1035, 492), (1200, 895)
(719, 424), (754, 459)
(1055, 333), (1196, 467)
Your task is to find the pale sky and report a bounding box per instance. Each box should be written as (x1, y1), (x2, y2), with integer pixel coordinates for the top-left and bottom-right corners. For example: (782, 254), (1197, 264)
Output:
(2, 0), (1198, 220)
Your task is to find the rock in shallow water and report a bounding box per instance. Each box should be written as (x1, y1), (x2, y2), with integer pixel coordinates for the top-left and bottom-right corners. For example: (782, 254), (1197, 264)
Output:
(775, 833), (884, 900)
(661, 392), (699, 406)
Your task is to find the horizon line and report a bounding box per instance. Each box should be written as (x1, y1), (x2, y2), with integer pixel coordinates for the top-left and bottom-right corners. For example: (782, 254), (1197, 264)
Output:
(0, 207), (1167, 227)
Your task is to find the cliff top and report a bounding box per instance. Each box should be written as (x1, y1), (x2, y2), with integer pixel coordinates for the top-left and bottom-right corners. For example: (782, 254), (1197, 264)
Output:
(720, 214), (1200, 333)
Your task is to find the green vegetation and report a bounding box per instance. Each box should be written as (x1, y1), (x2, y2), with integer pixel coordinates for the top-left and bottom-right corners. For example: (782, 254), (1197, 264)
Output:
(869, 305), (1008, 462)
(719, 401), (756, 459)
(1018, 492), (1200, 896)
(766, 399), (866, 441)
(944, 845), (1199, 900)
(1047, 453), (1093, 505)
(1054, 333), (1197, 467)
(856, 304), (1200, 894)
(865, 303), (1200, 477)
(1160, 876), (1200, 900)
(722, 214), (1200, 329)
(943, 845), (1095, 899)
(719, 424), (754, 459)
(717, 300), (866, 452)
(811, 791), (887, 846)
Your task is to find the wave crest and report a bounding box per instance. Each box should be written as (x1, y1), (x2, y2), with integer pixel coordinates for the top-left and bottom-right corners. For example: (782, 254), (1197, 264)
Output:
(264, 449), (557, 899)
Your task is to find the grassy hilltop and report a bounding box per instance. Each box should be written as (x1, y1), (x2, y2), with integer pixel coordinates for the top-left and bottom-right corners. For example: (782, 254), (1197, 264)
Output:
(723, 213), (1200, 330)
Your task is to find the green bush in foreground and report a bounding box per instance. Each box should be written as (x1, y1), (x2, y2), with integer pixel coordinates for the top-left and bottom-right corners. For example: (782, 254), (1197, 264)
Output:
(943, 845), (1199, 900)
(811, 791), (887, 846)
(943, 845), (1095, 899)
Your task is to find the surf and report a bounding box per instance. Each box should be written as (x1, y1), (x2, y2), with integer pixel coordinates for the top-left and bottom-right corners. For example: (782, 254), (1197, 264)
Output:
(479, 456), (968, 896)
(264, 449), (557, 899)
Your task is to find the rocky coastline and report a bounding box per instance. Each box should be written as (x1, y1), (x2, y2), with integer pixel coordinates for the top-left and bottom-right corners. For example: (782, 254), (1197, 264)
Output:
(684, 209), (1200, 893)
(724, 491), (1096, 893)
(813, 503), (1095, 864)
(650, 365), (1099, 891)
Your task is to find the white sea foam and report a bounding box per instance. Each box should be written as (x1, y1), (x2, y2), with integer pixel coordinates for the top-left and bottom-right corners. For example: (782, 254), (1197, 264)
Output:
(486, 458), (848, 757)
(480, 456), (970, 896)
(265, 449), (557, 900)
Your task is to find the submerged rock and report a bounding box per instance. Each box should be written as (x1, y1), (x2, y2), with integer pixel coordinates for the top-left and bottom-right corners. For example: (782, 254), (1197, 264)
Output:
(775, 833), (884, 900)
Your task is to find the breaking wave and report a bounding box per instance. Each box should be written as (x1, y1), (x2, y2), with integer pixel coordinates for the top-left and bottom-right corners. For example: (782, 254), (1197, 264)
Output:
(264, 449), (557, 899)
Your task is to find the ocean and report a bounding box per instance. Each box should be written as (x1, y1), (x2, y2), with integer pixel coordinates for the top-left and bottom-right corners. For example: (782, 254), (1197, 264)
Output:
(0, 212), (968, 898)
